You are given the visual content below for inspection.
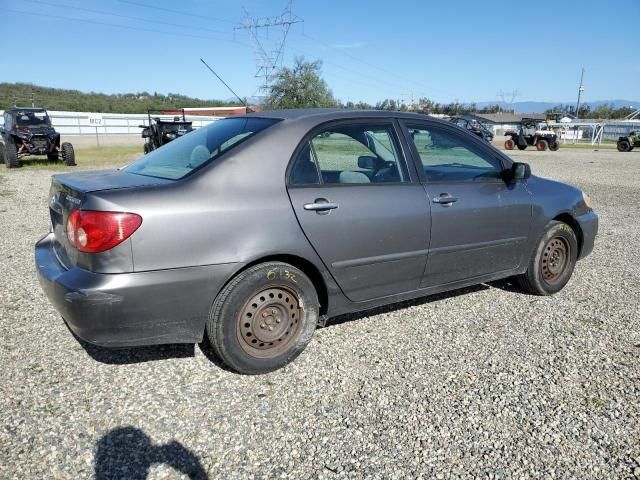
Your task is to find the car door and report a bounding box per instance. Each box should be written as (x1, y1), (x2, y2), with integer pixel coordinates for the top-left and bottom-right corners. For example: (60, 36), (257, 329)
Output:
(400, 121), (532, 287)
(287, 119), (431, 302)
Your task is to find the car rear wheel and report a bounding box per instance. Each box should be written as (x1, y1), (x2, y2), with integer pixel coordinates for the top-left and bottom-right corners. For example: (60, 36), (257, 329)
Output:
(516, 221), (578, 295)
(4, 140), (18, 168)
(504, 139), (515, 150)
(206, 262), (319, 374)
(549, 141), (560, 151)
(143, 143), (151, 154)
(536, 139), (549, 151)
(61, 143), (76, 166)
(617, 140), (631, 152)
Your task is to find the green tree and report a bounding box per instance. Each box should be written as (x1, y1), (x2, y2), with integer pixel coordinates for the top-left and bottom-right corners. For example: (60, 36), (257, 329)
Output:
(264, 57), (338, 109)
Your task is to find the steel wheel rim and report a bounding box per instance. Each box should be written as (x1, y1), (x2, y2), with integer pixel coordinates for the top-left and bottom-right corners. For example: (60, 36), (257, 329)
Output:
(541, 237), (569, 284)
(236, 286), (303, 358)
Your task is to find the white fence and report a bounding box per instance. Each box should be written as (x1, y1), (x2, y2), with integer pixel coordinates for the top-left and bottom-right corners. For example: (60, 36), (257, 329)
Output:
(0, 110), (223, 135)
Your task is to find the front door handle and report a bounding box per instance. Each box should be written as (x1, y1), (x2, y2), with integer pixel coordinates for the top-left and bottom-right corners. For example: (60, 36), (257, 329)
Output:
(432, 194), (458, 205)
(304, 199), (339, 212)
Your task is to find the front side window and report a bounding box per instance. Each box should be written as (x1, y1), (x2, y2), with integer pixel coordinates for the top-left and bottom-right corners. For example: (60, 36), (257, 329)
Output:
(290, 123), (409, 185)
(125, 117), (279, 180)
(406, 124), (503, 182)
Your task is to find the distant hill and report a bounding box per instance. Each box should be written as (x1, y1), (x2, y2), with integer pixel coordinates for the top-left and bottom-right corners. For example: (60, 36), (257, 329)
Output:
(475, 99), (639, 113)
(0, 83), (242, 113)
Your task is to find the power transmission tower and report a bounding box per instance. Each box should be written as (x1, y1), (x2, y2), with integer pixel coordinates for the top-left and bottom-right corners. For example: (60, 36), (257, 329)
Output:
(497, 89), (519, 113)
(235, 1), (303, 94)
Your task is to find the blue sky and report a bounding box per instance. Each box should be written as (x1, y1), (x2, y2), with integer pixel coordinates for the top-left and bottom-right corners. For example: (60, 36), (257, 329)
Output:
(1, 0), (638, 104)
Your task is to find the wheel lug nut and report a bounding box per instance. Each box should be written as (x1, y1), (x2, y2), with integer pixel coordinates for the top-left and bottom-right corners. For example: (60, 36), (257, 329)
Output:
(276, 318), (281, 323)
(262, 312), (268, 318)
(268, 326), (274, 331)
(260, 323), (266, 329)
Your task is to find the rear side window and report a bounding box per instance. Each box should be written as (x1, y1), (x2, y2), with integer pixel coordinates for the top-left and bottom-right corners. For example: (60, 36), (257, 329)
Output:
(125, 117), (279, 180)
(289, 123), (409, 185)
(406, 124), (503, 182)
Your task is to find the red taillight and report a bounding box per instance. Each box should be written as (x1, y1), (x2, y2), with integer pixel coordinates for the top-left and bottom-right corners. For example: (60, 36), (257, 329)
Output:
(66, 210), (142, 253)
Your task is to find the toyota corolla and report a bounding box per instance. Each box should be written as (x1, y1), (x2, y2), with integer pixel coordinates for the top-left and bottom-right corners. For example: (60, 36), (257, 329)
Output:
(36, 109), (598, 374)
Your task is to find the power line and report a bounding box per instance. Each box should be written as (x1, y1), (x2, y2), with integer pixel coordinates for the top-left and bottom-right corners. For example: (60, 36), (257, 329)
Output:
(3, 8), (252, 46)
(297, 31), (456, 98)
(114, 0), (236, 25)
(22, 0), (229, 35)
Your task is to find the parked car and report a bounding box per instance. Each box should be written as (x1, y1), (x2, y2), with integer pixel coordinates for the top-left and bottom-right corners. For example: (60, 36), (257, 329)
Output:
(36, 109), (598, 374)
(0, 107), (75, 168)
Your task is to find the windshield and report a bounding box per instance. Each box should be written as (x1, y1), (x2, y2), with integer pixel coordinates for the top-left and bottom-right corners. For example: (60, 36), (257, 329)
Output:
(125, 117), (279, 180)
(15, 110), (50, 127)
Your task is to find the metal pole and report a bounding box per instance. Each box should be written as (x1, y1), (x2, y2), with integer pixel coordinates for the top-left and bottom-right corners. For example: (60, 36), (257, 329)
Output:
(95, 126), (100, 148)
(575, 67), (585, 118)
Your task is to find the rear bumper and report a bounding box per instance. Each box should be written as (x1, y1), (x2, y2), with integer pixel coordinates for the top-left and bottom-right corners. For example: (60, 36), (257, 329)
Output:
(35, 233), (239, 347)
(576, 210), (598, 260)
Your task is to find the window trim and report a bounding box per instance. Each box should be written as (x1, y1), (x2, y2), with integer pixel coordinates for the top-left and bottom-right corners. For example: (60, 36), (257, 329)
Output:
(398, 119), (511, 185)
(286, 118), (418, 188)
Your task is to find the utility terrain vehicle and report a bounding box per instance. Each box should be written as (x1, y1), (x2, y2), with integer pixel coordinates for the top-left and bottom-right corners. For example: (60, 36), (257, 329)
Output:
(449, 116), (494, 143)
(140, 110), (194, 154)
(0, 107), (75, 168)
(617, 131), (639, 152)
(504, 118), (560, 151)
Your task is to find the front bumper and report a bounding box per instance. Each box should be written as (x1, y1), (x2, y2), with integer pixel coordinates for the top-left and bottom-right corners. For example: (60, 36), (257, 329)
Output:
(576, 210), (598, 260)
(35, 233), (239, 347)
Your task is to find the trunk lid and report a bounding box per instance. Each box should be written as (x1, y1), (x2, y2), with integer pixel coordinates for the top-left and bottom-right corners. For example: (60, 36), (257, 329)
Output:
(48, 170), (172, 268)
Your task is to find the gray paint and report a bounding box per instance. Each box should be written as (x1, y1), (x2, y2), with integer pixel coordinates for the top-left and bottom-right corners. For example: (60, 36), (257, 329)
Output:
(36, 109), (598, 347)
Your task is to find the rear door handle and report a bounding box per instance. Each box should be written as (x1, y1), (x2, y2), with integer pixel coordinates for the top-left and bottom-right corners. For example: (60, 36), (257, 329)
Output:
(304, 199), (339, 212)
(432, 194), (458, 205)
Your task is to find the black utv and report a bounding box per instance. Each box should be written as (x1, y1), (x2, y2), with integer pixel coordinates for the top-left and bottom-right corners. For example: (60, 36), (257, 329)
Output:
(449, 116), (494, 143)
(504, 118), (560, 151)
(0, 107), (76, 168)
(140, 109), (194, 154)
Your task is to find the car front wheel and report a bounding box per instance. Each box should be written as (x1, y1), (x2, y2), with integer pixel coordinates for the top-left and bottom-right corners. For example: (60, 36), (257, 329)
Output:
(206, 262), (319, 374)
(516, 221), (578, 295)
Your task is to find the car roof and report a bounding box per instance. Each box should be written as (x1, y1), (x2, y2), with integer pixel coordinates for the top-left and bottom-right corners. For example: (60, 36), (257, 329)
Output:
(245, 108), (448, 125)
(7, 107), (48, 113)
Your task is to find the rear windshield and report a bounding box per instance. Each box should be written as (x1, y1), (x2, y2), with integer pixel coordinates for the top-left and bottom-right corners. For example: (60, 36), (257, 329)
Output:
(125, 117), (279, 180)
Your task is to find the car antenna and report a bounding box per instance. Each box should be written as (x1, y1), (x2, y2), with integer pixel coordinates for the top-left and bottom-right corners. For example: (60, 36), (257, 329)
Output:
(199, 58), (252, 114)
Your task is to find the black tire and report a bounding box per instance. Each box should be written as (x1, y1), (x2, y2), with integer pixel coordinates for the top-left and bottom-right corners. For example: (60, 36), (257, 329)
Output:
(4, 140), (18, 168)
(536, 139), (549, 151)
(61, 143), (76, 166)
(549, 141), (560, 151)
(206, 262), (319, 374)
(143, 143), (151, 154)
(617, 140), (631, 152)
(516, 221), (578, 296)
(517, 144), (527, 150)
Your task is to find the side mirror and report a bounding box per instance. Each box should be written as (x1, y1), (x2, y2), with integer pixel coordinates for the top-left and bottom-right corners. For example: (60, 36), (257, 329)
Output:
(357, 155), (379, 170)
(510, 162), (531, 181)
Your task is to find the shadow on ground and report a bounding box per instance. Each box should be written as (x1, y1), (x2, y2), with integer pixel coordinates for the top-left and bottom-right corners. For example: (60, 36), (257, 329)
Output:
(95, 426), (208, 479)
(73, 279), (524, 365)
(73, 332), (196, 365)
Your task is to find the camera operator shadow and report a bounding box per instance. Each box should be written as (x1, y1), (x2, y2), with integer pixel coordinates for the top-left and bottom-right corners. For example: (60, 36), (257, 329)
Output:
(95, 426), (208, 479)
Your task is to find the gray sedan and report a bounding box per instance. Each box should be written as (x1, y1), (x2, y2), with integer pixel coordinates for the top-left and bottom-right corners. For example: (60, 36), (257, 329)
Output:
(36, 109), (598, 374)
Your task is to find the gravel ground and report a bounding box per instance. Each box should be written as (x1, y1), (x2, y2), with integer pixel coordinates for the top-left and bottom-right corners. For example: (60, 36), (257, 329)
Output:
(1, 147), (639, 479)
